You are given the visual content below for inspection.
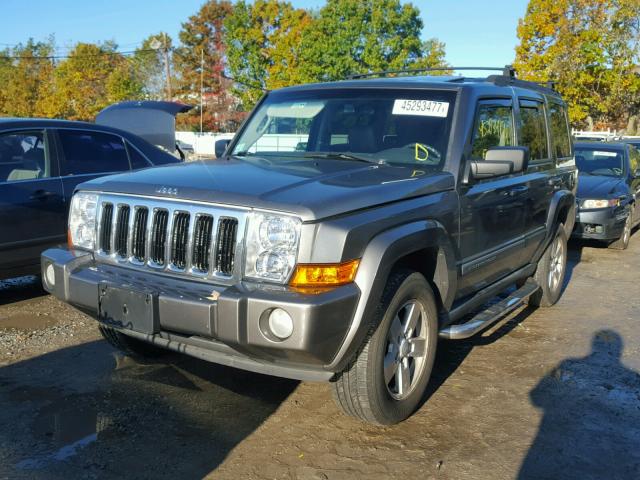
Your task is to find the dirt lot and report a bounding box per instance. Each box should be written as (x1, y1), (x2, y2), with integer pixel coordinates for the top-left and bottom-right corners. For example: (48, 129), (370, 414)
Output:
(0, 235), (639, 480)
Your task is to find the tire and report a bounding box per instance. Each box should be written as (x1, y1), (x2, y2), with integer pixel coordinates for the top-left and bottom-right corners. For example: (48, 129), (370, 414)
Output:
(332, 270), (438, 425)
(608, 210), (632, 250)
(528, 224), (568, 308)
(98, 325), (167, 358)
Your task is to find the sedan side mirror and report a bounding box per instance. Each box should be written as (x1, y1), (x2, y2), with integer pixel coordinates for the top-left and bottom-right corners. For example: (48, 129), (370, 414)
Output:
(470, 146), (530, 180)
(215, 139), (231, 158)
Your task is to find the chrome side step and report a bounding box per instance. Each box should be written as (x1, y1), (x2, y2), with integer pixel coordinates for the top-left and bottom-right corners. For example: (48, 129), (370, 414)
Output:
(438, 280), (540, 340)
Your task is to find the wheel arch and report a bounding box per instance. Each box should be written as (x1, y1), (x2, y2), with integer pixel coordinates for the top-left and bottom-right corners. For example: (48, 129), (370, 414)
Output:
(327, 220), (457, 372)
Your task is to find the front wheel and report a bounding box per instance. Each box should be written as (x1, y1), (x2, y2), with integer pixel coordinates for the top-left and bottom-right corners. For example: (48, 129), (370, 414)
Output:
(332, 270), (438, 425)
(609, 211), (632, 250)
(528, 224), (568, 307)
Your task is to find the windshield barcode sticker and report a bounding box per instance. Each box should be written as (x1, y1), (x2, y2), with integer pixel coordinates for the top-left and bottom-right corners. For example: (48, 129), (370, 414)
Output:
(392, 99), (449, 117)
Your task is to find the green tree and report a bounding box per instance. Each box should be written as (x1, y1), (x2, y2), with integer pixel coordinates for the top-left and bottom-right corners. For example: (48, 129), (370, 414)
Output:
(132, 33), (174, 100)
(299, 0), (448, 82)
(174, 0), (242, 131)
(0, 38), (55, 118)
(514, 0), (640, 127)
(224, 0), (313, 108)
(39, 42), (143, 121)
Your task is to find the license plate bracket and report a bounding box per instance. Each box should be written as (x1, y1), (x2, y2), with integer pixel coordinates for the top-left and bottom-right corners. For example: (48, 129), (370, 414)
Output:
(98, 283), (159, 335)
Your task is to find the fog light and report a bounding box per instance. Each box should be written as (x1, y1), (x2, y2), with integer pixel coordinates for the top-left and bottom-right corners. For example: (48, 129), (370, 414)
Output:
(44, 263), (55, 288)
(268, 308), (293, 339)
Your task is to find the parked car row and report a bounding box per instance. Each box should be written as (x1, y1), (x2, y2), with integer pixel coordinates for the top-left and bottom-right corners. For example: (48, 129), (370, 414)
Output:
(0, 102), (189, 280)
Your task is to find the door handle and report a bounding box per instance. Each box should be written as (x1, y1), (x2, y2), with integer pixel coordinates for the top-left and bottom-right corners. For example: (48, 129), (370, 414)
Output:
(548, 177), (563, 187)
(508, 185), (529, 195)
(29, 189), (56, 201)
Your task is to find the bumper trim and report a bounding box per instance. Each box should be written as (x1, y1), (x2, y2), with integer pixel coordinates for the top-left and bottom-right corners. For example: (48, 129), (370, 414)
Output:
(116, 328), (334, 382)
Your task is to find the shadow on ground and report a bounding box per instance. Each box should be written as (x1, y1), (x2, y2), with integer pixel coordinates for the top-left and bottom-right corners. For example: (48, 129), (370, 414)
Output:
(0, 275), (47, 307)
(518, 330), (640, 479)
(0, 341), (298, 479)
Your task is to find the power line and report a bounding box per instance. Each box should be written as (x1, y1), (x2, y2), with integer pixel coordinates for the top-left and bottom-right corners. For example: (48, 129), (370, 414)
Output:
(0, 48), (158, 60)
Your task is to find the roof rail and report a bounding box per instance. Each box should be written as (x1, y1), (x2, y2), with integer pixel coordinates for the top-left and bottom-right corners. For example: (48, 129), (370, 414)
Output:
(347, 65), (516, 80)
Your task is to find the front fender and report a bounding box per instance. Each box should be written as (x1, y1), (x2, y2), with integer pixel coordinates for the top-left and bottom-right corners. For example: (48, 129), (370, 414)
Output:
(326, 220), (457, 372)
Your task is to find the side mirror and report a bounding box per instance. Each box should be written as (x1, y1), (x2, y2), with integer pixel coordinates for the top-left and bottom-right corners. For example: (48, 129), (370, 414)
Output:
(470, 146), (530, 179)
(215, 139), (231, 158)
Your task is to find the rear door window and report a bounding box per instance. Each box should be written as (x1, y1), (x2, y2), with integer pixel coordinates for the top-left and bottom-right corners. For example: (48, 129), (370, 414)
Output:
(58, 130), (130, 175)
(0, 130), (51, 182)
(470, 102), (515, 159)
(519, 101), (549, 162)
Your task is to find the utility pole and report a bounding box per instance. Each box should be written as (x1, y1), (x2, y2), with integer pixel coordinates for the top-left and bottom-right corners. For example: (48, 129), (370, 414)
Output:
(200, 48), (204, 134)
(163, 32), (172, 101)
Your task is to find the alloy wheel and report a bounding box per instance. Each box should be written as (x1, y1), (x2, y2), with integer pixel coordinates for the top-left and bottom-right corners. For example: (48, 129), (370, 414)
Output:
(384, 300), (429, 400)
(548, 235), (565, 291)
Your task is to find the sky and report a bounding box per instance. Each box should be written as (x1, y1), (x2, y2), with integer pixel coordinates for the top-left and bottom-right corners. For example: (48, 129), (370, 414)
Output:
(1, 0), (529, 69)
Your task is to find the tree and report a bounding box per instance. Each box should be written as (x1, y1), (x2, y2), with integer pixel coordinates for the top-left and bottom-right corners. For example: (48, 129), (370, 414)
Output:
(174, 0), (242, 132)
(39, 42), (143, 121)
(0, 38), (55, 118)
(224, 0), (313, 108)
(298, 0), (448, 82)
(514, 0), (640, 127)
(132, 33), (174, 100)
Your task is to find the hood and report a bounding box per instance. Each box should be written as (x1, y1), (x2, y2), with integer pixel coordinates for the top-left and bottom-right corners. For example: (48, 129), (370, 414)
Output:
(80, 157), (455, 221)
(577, 173), (624, 199)
(96, 101), (192, 151)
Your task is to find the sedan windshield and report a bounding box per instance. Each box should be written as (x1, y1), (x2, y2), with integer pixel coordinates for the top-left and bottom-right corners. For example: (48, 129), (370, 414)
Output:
(231, 88), (457, 170)
(575, 147), (625, 177)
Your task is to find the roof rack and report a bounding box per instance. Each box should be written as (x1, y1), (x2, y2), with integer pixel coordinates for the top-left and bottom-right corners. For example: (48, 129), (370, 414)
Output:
(347, 65), (516, 80)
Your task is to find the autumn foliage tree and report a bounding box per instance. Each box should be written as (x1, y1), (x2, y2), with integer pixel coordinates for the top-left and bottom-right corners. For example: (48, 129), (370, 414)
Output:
(0, 39), (55, 118)
(514, 0), (640, 128)
(174, 0), (244, 132)
(224, 0), (448, 110)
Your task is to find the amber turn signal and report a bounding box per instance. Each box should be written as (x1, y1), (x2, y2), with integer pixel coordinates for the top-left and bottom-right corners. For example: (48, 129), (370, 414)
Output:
(289, 259), (360, 288)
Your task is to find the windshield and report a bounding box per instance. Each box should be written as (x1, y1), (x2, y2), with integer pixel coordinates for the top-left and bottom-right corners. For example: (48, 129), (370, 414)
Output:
(231, 88), (457, 170)
(575, 147), (625, 177)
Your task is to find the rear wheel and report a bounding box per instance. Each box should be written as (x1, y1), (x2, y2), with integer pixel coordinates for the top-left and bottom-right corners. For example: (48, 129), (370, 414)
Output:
(609, 211), (632, 250)
(98, 325), (167, 358)
(332, 270), (438, 425)
(528, 224), (567, 307)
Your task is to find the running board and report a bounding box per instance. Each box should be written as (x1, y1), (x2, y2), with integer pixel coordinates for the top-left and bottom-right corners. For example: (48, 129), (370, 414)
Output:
(438, 280), (539, 340)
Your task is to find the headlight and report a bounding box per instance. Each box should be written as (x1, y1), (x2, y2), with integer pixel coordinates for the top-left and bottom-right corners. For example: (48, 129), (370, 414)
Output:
(582, 199), (619, 209)
(244, 212), (301, 283)
(68, 192), (98, 250)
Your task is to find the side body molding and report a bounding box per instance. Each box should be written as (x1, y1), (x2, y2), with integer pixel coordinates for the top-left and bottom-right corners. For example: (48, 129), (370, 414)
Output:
(326, 220), (457, 372)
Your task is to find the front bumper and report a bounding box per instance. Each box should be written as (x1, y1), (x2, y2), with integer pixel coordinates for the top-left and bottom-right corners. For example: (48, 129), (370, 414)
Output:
(572, 206), (628, 241)
(41, 248), (360, 381)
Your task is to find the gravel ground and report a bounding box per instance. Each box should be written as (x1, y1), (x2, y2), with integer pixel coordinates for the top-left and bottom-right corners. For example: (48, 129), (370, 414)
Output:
(0, 234), (639, 480)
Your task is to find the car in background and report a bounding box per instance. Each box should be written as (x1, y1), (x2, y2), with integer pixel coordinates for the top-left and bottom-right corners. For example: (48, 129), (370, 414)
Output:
(621, 137), (640, 150)
(573, 141), (640, 249)
(176, 139), (195, 159)
(0, 118), (181, 280)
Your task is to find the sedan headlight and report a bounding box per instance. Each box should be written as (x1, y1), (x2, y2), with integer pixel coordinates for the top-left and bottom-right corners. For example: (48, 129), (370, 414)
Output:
(244, 212), (301, 283)
(68, 192), (98, 250)
(582, 199), (619, 209)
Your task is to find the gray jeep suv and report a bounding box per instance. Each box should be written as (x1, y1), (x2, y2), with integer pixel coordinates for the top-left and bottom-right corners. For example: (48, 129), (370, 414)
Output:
(41, 68), (576, 424)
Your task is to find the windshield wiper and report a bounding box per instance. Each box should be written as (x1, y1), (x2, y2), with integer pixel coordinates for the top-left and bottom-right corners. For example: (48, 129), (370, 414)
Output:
(303, 152), (376, 163)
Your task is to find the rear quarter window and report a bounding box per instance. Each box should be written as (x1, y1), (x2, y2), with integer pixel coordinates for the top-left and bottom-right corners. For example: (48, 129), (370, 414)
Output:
(548, 103), (572, 160)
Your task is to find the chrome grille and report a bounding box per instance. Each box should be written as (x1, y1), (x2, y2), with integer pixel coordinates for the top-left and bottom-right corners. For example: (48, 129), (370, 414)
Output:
(215, 218), (238, 275)
(150, 210), (168, 265)
(99, 203), (113, 253)
(114, 205), (130, 257)
(192, 215), (214, 272)
(95, 194), (247, 284)
(170, 212), (190, 269)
